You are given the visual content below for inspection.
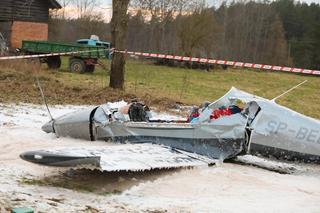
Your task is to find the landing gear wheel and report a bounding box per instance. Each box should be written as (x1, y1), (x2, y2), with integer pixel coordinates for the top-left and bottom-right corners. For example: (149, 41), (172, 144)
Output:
(85, 65), (95, 73)
(69, 58), (86, 73)
(47, 56), (61, 69)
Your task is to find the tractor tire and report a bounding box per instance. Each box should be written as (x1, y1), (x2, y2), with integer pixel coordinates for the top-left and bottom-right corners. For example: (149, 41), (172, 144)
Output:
(85, 65), (95, 73)
(69, 58), (86, 73)
(47, 56), (61, 70)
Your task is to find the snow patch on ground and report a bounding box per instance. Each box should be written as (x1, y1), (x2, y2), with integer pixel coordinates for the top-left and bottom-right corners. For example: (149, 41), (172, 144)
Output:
(0, 102), (89, 128)
(0, 103), (320, 212)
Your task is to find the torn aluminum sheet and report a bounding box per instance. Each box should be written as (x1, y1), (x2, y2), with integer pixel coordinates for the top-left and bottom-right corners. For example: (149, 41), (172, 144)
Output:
(200, 87), (320, 162)
(20, 87), (320, 172)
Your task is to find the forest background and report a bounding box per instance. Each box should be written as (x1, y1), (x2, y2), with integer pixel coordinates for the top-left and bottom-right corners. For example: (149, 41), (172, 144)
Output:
(50, 0), (320, 70)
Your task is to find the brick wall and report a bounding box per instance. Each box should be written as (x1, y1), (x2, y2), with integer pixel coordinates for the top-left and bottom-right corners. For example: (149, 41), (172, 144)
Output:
(10, 21), (48, 48)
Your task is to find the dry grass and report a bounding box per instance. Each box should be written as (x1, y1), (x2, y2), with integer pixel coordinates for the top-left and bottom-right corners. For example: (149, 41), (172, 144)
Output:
(125, 60), (320, 119)
(0, 58), (319, 119)
(0, 60), (137, 105)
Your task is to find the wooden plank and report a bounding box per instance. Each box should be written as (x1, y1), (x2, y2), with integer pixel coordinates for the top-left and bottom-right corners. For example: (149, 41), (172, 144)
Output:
(48, 0), (62, 9)
(0, 0), (52, 22)
(13, 0), (49, 22)
(0, 0), (13, 21)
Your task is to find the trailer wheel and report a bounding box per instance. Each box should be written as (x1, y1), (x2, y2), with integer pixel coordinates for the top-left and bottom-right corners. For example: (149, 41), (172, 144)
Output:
(85, 65), (95, 73)
(47, 56), (61, 69)
(69, 58), (86, 73)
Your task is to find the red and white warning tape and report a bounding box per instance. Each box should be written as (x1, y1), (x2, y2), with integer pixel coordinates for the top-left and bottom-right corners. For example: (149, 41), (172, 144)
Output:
(114, 49), (320, 76)
(0, 49), (105, 60)
(0, 48), (319, 76)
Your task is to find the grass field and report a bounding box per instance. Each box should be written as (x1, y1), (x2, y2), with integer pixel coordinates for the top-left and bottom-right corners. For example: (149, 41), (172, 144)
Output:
(0, 57), (319, 119)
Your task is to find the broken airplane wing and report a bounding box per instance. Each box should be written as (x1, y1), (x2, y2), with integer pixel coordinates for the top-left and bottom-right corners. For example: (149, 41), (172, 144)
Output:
(20, 143), (217, 172)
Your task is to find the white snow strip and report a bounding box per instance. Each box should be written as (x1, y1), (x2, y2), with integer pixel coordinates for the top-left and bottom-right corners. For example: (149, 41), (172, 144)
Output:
(0, 103), (89, 128)
(235, 154), (301, 173)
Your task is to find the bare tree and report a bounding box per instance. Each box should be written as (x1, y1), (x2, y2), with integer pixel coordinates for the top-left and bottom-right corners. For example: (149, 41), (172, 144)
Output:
(131, 0), (203, 18)
(72, 0), (100, 18)
(57, 0), (72, 19)
(178, 9), (221, 57)
(109, 0), (130, 89)
(129, 0), (204, 52)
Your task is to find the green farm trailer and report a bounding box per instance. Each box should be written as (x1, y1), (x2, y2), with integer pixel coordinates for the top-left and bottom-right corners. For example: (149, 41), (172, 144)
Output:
(21, 39), (111, 73)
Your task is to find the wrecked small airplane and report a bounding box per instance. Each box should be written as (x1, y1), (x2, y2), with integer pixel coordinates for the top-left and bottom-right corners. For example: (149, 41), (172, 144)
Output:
(20, 85), (320, 171)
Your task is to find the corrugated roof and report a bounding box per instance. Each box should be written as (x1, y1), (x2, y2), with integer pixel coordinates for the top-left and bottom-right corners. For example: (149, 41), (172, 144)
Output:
(48, 0), (62, 9)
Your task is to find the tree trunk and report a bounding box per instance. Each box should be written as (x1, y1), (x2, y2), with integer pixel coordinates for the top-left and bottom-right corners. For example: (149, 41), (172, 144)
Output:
(109, 0), (130, 89)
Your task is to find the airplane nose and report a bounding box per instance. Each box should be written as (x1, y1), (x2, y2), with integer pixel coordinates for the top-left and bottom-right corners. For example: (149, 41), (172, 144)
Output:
(42, 120), (54, 133)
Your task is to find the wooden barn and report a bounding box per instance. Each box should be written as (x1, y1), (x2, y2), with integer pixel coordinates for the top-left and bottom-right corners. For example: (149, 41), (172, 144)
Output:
(0, 0), (61, 49)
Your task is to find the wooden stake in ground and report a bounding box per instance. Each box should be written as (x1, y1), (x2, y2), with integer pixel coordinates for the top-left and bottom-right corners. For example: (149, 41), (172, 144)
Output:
(109, 0), (130, 89)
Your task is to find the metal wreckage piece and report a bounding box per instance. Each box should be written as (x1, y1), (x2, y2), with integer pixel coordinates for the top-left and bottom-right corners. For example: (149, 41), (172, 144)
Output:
(20, 87), (320, 172)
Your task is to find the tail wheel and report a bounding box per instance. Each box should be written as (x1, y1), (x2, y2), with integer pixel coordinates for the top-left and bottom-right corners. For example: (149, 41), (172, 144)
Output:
(69, 58), (86, 73)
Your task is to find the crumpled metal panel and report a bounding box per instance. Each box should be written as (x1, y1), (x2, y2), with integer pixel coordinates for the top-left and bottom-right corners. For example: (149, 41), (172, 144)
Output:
(249, 100), (320, 156)
(198, 87), (320, 159)
(53, 108), (95, 140)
